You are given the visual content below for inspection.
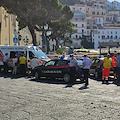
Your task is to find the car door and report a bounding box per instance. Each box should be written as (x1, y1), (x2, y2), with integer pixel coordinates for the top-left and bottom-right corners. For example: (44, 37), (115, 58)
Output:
(54, 60), (69, 78)
(41, 60), (56, 77)
(89, 59), (97, 74)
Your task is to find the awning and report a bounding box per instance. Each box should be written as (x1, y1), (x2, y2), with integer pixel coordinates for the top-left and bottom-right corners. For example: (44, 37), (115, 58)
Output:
(99, 42), (120, 47)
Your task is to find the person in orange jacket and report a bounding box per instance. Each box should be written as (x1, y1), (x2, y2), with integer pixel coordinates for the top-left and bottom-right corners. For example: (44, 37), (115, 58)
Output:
(112, 51), (118, 81)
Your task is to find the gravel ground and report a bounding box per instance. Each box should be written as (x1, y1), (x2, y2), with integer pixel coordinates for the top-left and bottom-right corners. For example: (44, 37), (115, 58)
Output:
(0, 74), (120, 120)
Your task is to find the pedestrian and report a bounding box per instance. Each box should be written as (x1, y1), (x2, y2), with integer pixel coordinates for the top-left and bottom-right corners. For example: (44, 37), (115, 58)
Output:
(19, 53), (27, 76)
(69, 54), (78, 84)
(3, 53), (8, 74)
(102, 53), (112, 84)
(30, 56), (39, 69)
(116, 53), (120, 83)
(12, 54), (18, 76)
(111, 51), (118, 81)
(82, 54), (92, 87)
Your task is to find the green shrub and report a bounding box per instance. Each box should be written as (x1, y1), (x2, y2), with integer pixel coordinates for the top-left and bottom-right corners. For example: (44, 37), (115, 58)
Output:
(56, 48), (63, 55)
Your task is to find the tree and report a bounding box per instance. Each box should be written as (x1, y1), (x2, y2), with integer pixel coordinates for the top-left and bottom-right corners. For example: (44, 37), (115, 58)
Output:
(0, 0), (68, 45)
(49, 19), (77, 49)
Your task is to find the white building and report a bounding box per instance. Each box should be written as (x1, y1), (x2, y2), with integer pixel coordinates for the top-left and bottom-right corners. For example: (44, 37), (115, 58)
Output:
(92, 26), (120, 49)
(112, 1), (120, 10)
(107, 1), (114, 11)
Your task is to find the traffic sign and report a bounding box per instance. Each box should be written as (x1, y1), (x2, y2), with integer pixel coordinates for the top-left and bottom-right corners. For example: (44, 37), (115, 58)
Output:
(13, 37), (18, 43)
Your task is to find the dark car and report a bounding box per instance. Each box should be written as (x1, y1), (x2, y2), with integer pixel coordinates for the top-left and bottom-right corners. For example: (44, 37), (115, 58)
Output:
(32, 59), (82, 83)
(89, 58), (113, 79)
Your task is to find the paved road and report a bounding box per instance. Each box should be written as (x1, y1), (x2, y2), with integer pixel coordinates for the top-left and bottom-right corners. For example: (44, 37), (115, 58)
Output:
(0, 74), (120, 120)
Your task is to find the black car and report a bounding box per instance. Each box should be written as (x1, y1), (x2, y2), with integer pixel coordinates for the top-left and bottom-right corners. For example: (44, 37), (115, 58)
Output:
(32, 59), (82, 83)
(89, 58), (113, 79)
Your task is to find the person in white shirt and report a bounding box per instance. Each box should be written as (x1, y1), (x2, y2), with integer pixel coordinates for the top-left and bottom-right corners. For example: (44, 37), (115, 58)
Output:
(3, 53), (8, 74)
(12, 54), (18, 75)
(31, 56), (39, 69)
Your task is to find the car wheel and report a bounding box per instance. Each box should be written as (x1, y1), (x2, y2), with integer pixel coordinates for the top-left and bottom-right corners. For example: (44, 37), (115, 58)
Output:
(63, 74), (70, 83)
(34, 71), (40, 80)
(0, 66), (4, 73)
(95, 71), (98, 79)
(95, 71), (102, 80)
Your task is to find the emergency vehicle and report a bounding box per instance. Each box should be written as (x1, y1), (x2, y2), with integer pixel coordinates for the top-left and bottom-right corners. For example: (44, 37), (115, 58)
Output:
(0, 45), (50, 71)
(32, 59), (83, 83)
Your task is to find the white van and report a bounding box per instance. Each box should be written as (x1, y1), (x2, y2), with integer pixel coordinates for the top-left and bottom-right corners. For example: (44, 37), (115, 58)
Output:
(0, 45), (50, 71)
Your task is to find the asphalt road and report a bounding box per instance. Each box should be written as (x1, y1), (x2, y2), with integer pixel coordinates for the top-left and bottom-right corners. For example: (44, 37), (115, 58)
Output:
(0, 74), (120, 120)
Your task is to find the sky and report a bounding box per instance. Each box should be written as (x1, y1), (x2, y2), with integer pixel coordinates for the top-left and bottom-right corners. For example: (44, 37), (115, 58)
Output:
(108, 0), (120, 2)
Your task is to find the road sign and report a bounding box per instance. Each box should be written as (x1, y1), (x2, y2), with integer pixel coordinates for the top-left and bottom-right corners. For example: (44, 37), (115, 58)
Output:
(13, 37), (18, 43)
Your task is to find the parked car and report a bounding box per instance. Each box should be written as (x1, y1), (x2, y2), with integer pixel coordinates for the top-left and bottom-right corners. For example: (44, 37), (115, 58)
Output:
(32, 59), (83, 83)
(89, 58), (113, 79)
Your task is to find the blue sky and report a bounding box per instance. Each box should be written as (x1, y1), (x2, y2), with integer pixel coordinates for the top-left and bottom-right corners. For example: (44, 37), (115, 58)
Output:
(108, 0), (120, 2)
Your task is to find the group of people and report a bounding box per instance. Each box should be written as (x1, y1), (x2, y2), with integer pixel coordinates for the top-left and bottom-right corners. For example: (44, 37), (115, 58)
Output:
(3, 53), (27, 76)
(61, 51), (120, 86)
(102, 51), (120, 84)
(3, 53), (39, 76)
(61, 54), (92, 87)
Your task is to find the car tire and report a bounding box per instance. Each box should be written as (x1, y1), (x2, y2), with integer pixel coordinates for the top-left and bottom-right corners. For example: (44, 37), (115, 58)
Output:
(0, 66), (4, 73)
(34, 71), (40, 80)
(63, 74), (70, 83)
(95, 71), (102, 80)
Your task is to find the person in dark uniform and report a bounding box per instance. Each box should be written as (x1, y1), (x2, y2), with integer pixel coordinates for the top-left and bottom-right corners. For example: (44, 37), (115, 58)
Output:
(69, 54), (78, 84)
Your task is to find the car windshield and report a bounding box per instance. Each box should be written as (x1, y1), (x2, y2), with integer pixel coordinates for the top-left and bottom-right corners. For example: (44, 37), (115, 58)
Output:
(33, 50), (48, 59)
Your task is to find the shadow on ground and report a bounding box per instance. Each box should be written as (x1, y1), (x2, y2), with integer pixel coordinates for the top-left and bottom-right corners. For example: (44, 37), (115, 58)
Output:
(29, 77), (84, 86)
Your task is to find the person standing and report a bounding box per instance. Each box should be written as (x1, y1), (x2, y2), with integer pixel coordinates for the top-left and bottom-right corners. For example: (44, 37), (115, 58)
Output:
(30, 56), (39, 69)
(69, 54), (78, 84)
(19, 54), (27, 76)
(116, 53), (120, 83)
(102, 53), (112, 84)
(82, 54), (92, 87)
(12, 54), (18, 76)
(111, 51), (118, 80)
(3, 53), (8, 74)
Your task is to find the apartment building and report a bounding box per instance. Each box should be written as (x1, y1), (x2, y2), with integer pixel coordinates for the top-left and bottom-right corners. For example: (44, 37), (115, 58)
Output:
(112, 1), (120, 10)
(92, 26), (120, 49)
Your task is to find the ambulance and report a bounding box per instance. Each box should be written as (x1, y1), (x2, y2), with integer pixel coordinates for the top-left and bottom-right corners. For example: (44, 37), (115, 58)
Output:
(0, 45), (50, 71)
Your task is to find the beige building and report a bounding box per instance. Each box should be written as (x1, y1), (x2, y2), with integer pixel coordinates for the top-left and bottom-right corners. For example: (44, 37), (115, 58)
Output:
(0, 7), (18, 45)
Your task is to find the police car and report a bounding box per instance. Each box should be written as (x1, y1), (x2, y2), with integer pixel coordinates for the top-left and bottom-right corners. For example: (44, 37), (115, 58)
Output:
(32, 59), (82, 83)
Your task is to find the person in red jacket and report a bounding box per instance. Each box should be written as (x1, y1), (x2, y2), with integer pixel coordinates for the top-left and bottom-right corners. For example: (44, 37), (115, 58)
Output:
(112, 51), (118, 80)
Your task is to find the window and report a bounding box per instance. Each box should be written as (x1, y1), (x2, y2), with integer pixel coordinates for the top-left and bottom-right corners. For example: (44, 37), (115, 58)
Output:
(10, 51), (17, 58)
(56, 61), (68, 66)
(76, 24), (77, 27)
(29, 51), (35, 59)
(82, 24), (84, 27)
(98, 35), (100, 38)
(45, 61), (56, 67)
(76, 35), (78, 39)
(92, 11), (95, 15)
(97, 12), (99, 15)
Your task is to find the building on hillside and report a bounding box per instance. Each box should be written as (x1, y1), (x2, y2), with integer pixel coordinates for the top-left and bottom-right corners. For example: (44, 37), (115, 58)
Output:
(87, 7), (106, 21)
(92, 16), (104, 28)
(112, 1), (120, 10)
(0, 7), (18, 46)
(107, 1), (114, 11)
(92, 26), (120, 49)
(70, 4), (86, 13)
